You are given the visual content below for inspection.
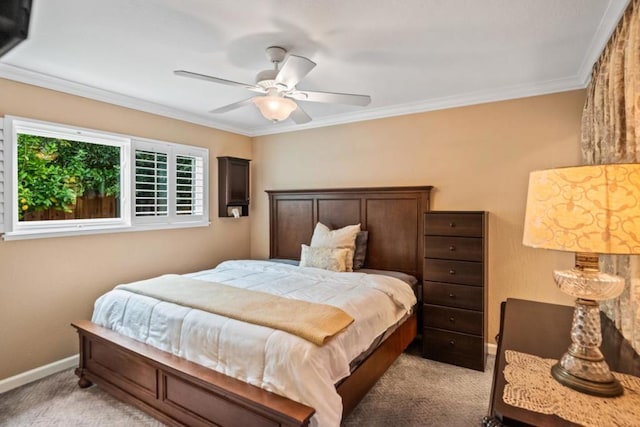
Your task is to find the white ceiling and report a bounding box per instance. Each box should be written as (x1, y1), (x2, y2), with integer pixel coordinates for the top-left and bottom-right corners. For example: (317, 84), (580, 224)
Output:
(0, 0), (629, 137)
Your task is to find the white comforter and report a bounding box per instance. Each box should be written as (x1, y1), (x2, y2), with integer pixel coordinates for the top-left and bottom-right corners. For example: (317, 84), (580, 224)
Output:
(92, 260), (417, 427)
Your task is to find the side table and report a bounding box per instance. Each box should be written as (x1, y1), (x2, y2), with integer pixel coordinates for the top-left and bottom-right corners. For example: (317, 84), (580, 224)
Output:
(486, 298), (640, 426)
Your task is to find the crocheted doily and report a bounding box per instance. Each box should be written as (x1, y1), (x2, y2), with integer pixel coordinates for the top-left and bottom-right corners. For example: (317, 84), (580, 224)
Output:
(503, 350), (640, 427)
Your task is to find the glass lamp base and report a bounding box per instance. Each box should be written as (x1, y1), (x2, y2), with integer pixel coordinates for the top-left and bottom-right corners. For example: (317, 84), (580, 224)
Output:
(552, 265), (625, 398)
(551, 360), (623, 397)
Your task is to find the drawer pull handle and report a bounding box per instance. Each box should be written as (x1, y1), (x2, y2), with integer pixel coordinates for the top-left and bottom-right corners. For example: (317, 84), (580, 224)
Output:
(449, 340), (456, 346)
(449, 316), (455, 323)
(449, 222), (456, 228)
(449, 293), (456, 298)
(449, 245), (456, 251)
(449, 269), (456, 275)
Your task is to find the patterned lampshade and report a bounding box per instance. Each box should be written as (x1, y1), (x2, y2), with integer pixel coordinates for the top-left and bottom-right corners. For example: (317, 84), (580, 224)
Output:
(522, 164), (640, 255)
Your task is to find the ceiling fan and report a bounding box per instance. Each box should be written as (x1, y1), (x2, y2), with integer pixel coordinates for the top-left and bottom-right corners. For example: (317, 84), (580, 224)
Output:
(174, 46), (371, 124)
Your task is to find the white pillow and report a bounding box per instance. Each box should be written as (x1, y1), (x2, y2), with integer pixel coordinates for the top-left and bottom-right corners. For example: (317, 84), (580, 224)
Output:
(299, 245), (350, 272)
(310, 222), (361, 272)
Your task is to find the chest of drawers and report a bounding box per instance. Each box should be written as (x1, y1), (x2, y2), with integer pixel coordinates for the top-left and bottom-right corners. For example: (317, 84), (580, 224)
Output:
(422, 211), (487, 371)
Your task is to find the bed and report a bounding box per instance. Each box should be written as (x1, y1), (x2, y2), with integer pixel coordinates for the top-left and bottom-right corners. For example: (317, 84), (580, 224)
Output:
(72, 186), (432, 427)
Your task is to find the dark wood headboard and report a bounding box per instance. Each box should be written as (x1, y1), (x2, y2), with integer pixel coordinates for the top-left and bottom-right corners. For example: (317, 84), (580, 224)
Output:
(266, 186), (433, 280)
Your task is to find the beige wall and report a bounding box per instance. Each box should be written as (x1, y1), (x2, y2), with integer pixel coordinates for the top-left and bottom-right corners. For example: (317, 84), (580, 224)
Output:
(251, 90), (585, 344)
(0, 80), (585, 380)
(0, 78), (252, 379)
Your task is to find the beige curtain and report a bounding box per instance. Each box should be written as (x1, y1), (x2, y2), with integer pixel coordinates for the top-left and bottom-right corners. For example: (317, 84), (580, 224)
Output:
(581, 0), (640, 353)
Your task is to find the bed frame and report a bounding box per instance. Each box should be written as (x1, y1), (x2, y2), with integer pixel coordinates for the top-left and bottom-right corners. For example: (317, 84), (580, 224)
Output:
(73, 186), (432, 427)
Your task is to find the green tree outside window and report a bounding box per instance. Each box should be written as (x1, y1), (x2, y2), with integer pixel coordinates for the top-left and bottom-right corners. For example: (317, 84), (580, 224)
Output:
(17, 134), (120, 219)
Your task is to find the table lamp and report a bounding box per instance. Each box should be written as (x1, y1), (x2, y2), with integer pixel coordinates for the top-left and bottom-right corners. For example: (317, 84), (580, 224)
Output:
(522, 163), (640, 397)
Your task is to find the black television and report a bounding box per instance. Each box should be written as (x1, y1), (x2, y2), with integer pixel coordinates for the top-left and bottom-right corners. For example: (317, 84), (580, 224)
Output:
(0, 0), (31, 58)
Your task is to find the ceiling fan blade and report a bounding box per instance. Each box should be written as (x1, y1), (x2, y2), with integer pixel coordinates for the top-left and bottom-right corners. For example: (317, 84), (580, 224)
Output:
(275, 55), (316, 89)
(209, 97), (255, 114)
(290, 104), (312, 124)
(289, 89), (371, 107)
(174, 70), (265, 94)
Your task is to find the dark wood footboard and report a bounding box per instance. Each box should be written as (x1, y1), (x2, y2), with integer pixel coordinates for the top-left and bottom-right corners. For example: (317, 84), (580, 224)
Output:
(72, 320), (315, 427)
(72, 312), (416, 427)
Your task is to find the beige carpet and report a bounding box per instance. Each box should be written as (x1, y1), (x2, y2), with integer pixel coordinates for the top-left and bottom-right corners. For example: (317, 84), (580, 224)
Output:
(0, 343), (494, 426)
(343, 343), (494, 426)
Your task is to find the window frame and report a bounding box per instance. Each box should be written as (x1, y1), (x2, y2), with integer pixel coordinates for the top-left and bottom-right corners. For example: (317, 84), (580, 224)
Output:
(132, 138), (208, 227)
(2, 116), (209, 240)
(133, 139), (171, 225)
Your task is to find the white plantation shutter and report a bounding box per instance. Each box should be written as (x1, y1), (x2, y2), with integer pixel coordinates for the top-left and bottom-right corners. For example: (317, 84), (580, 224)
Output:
(135, 149), (168, 218)
(133, 139), (208, 225)
(0, 119), (4, 233)
(175, 154), (205, 216)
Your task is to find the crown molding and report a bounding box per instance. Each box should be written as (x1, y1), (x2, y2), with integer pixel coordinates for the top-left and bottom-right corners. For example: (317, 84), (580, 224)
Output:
(249, 75), (587, 137)
(0, 62), (589, 138)
(0, 63), (252, 136)
(576, 0), (630, 86)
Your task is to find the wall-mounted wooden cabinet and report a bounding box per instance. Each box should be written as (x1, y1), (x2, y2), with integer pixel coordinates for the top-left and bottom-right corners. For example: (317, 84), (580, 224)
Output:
(217, 156), (250, 217)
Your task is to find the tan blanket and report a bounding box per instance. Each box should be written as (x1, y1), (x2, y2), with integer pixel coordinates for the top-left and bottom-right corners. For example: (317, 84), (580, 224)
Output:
(116, 274), (354, 346)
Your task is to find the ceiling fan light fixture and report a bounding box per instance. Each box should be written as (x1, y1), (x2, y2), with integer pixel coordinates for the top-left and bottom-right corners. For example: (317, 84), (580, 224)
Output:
(175, 45), (370, 125)
(253, 95), (297, 122)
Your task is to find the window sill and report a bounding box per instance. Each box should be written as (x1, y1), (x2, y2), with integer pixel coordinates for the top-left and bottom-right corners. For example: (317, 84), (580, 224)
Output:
(2, 220), (210, 241)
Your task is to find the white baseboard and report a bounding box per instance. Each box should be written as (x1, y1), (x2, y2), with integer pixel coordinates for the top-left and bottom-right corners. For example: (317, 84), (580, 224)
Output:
(0, 354), (79, 394)
(487, 342), (497, 356)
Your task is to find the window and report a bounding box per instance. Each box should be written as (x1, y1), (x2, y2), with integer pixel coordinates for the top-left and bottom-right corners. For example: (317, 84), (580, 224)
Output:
(1, 116), (209, 239)
(0, 120), (6, 233)
(17, 132), (123, 222)
(175, 154), (205, 216)
(135, 149), (168, 218)
(132, 139), (207, 225)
